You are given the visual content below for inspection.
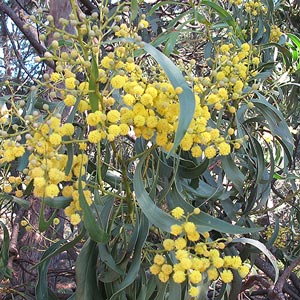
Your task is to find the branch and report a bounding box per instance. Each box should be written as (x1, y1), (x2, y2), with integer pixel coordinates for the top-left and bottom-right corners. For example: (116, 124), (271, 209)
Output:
(0, 1), (55, 69)
(270, 255), (300, 300)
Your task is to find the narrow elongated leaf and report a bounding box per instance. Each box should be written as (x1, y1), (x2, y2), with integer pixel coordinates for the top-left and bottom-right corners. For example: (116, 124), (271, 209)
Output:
(110, 214), (149, 299)
(89, 55), (100, 112)
(36, 242), (64, 300)
(0, 221), (11, 278)
(134, 154), (181, 232)
(164, 31), (180, 56)
(201, 0), (242, 38)
(78, 177), (109, 243)
(131, 0), (138, 20)
(75, 239), (105, 300)
(221, 155), (245, 194)
(34, 229), (86, 268)
(169, 186), (263, 234)
(178, 159), (209, 179)
(232, 237), (279, 283)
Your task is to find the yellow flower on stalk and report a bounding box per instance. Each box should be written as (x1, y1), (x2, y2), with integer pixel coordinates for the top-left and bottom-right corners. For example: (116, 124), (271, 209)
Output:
(161, 239), (174, 252)
(171, 207), (184, 219)
(49, 133), (62, 146)
(70, 213), (81, 225)
(65, 77), (76, 89)
(238, 265), (250, 278)
(45, 184), (59, 198)
(111, 75), (126, 89)
(189, 286), (199, 297)
(50, 72), (60, 82)
(173, 271), (186, 283)
(189, 270), (202, 284)
(107, 110), (120, 123)
(154, 254), (165, 265)
(220, 269), (234, 283)
(174, 237), (187, 250)
(204, 146), (217, 159)
(150, 264), (161, 275)
(218, 142), (231, 155)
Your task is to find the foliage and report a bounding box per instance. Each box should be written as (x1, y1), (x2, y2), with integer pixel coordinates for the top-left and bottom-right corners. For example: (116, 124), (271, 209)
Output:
(0, 0), (300, 299)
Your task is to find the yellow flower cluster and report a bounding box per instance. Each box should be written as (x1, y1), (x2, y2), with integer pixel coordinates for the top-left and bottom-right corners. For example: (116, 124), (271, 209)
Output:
(264, 225), (293, 249)
(150, 208), (250, 297)
(230, 0), (267, 16)
(270, 25), (283, 43)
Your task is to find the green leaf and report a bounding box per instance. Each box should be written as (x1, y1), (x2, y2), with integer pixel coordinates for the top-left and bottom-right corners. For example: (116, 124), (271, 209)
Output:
(38, 205), (58, 232)
(178, 158), (209, 179)
(201, 0), (242, 38)
(163, 31), (180, 56)
(221, 155), (246, 194)
(133, 153), (181, 232)
(169, 186), (262, 234)
(131, 0), (138, 21)
(43, 196), (72, 208)
(110, 214), (149, 299)
(78, 177), (109, 243)
(0, 221), (12, 279)
(89, 54), (100, 113)
(34, 228), (86, 268)
(75, 239), (105, 300)
(232, 237), (279, 283)
(36, 241), (64, 300)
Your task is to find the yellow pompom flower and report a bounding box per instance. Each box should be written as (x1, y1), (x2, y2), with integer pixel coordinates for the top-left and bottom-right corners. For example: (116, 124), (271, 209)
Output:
(174, 237), (187, 250)
(187, 231), (200, 242)
(218, 142), (231, 156)
(204, 146), (217, 159)
(173, 271), (186, 283)
(87, 112), (102, 126)
(88, 130), (102, 143)
(45, 184), (59, 198)
(207, 267), (219, 280)
(189, 270), (202, 284)
(230, 256), (242, 269)
(238, 265), (250, 278)
(191, 145), (202, 157)
(111, 75), (126, 89)
(220, 269), (234, 283)
(119, 123), (130, 135)
(134, 115), (145, 127)
(163, 239), (175, 251)
(161, 264), (173, 275)
(150, 264), (161, 275)
(70, 213), (81, 225)
(65, 77), (76, 89)
(107, 110), (120, 123)
(154, 254), (165, 265)
(158, 272), (169, 283)
(183, 222), (197, 234)
(123, 94), (136, 106)
(171, 207), (184, 219)
(49, 133), (62, 146)
(212, 257), (224, 268)
(138, 19), (149, 29)
(15, 190), (23, 198)
(189, 286), (199, 297)
(64, 94), (76, 106)
(170, 224), (183, 236)
(50, 72), (60, 82)
(107, 125), (120, 138)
